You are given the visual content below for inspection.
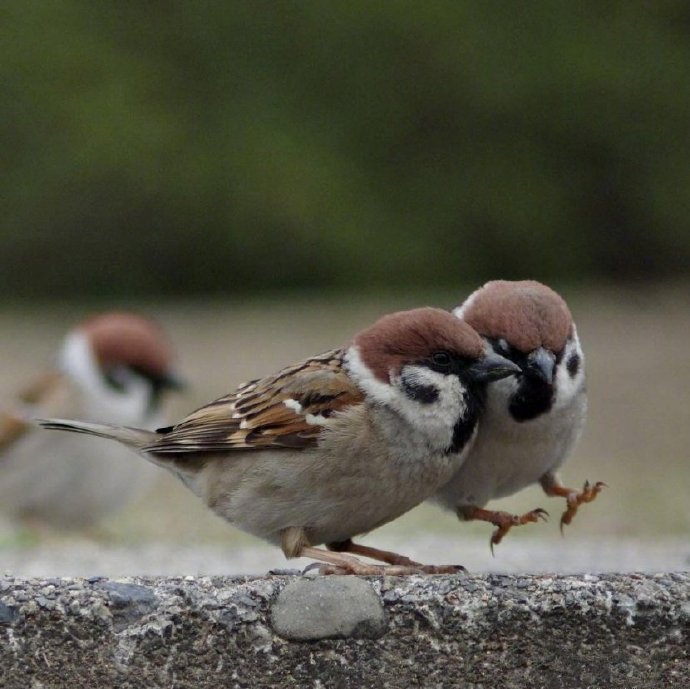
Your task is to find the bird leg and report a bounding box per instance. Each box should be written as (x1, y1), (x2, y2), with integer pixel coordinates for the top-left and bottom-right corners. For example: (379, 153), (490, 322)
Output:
(540, 476), (606, 532)
(299, 546), (392, 575)
(280, 527), (389, 575)
(327, 539), (464, 575)
(328, 539), (421, 566)
(460, 505), (549, 553)
(281, 528), (463, 575)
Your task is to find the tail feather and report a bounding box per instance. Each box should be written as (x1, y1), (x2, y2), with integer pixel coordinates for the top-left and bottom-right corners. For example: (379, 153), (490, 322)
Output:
(36, 418), (158, 451)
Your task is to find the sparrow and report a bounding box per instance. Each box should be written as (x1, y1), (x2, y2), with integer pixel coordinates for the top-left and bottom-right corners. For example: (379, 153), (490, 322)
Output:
(434, 280), (604, 549)
(0, 312), (183, 529)
(39, 307), (520, 575)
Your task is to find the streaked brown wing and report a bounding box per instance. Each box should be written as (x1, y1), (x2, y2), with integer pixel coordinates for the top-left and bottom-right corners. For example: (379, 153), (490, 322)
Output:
(0, 412), (31, 453)
(146, 349), (362, 454)
(0, 371), (64, 453)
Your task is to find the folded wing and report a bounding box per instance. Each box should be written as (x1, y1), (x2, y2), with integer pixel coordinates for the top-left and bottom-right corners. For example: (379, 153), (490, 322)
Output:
(146, 350), (363, 454)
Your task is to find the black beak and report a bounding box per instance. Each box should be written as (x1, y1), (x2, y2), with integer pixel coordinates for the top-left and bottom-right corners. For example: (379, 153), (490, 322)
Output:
(525, 347), (556, 384)
(466, 352), (521, 383)
(157, 371), (187, 391)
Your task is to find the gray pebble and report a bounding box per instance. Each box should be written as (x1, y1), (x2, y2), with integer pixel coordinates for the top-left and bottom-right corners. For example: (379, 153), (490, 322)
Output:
(98, 581), (158, 631)
(271, 576), (387, 641)
(0, 601), (19, 625)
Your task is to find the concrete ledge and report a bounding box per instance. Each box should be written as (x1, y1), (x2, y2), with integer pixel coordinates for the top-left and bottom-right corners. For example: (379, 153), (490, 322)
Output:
(1, 573), (687, 688)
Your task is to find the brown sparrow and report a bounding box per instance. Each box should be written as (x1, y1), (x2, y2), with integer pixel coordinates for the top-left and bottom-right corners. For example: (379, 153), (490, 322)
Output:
(434, 280), (603, 549)
(0, 312), (183, 529)
(40, 307), (519, 574)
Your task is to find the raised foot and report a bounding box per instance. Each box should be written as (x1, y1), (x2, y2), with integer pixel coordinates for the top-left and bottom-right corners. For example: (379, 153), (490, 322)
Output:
(463, 506), (549, 553)
(489, 507), (549, 553)
(560, 480), (606, 532)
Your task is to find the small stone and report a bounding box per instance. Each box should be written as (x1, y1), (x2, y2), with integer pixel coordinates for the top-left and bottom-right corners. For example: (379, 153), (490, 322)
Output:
(271, 577), (387, 641)
(0, 601), (18, 625)
(235, 593), (259, 607)
(98, 581), (158, 631)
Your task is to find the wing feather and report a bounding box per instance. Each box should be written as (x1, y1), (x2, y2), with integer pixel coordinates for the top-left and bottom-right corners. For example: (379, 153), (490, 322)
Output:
(146, 349), (362, 454)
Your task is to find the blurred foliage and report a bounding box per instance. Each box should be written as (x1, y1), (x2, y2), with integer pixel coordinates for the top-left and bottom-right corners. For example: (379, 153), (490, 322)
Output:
(2, 1), (690, 297)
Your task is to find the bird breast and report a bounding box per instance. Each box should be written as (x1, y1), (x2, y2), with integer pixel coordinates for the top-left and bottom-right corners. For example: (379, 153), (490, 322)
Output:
(196, 403), (470, 547)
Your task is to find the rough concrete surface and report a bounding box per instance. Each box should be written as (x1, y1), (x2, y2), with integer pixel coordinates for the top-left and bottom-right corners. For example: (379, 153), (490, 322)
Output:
(1, 573), (687, 689)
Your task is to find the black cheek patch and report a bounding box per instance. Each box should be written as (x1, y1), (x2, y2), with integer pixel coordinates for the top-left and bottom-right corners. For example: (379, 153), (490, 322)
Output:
(447, 384), (485, 454)
(567, 353), (580, 378)
(401, 377), (439, 404)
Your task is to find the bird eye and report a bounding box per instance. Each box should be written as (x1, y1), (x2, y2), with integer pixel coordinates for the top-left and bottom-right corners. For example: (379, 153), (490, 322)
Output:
(430, 351), (453, 368)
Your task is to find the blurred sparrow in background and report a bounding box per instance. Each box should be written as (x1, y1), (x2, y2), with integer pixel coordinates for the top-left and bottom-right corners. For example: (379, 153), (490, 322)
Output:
(0, 312), (183, 529)
(40, 307), (519, 574)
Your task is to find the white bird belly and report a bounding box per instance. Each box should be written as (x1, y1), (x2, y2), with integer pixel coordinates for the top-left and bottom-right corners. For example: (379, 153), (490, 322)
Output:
(196, 405), (471, 547)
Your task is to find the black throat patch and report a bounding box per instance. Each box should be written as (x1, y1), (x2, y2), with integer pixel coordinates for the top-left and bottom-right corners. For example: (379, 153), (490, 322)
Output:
(509, 376), (554, 422)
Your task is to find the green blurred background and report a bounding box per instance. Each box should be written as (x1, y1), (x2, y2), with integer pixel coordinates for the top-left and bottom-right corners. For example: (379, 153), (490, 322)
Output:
(2, 2), (689, 574)
(3, 1), (690, 298)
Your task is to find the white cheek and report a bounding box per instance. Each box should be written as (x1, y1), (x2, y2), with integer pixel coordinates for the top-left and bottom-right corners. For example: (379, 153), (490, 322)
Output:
(554, 330), (585, 408)
(345, 346), (470, 451)
(59, 332), (98, 390)
(59, 331), (154, 424)
(391, 365), (467, 434)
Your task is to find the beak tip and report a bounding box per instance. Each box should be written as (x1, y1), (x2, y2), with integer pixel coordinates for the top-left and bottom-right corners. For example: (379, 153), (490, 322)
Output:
(527, 347), (556, 385)
(474, 353), (521, 382)
(163, 372), (188, 390)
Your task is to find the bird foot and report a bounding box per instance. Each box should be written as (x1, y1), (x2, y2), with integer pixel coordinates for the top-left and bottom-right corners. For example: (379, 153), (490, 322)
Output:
(489, 507), (549, 553)
(463, 506), (548, 553)
(327, 539), (424, 567)
(318, 563), (465, 576)
(298, 544), (463, 576)
(560, 480), (606, 532)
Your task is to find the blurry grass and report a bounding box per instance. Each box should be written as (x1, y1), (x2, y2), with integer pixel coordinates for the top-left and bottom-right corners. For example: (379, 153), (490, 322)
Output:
(1, 284), (689, 551)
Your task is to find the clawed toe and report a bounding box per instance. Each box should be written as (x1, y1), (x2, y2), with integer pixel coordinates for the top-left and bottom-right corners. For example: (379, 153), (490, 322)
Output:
(322, 561), (388, 576)
(299, 543), (463, 576)
(302, 562), (327, 575)
(317, 562), (464, 576)
(559, 479), (606, 533)
(414, 563), (465, 575)
(488, 507), (550, 553)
